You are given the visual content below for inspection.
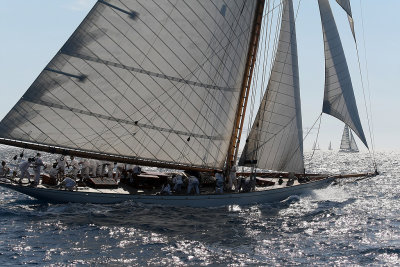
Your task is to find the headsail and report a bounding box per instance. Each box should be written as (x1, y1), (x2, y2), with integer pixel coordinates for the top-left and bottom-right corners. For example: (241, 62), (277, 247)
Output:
(335, 0), (356, 40)
(318, 0), (368, 148)
(0, 0), (261, 171)
(239, 0), (304, 173)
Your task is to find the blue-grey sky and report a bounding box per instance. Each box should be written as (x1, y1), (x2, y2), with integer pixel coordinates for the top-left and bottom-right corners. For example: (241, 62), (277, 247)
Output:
(0, 0), (398, 152)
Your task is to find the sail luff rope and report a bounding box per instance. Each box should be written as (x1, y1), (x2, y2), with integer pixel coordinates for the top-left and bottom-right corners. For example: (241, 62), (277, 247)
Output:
(357, 0), (377, 169)
(347, 1), (376, 169)
(308, 113), (322, 163)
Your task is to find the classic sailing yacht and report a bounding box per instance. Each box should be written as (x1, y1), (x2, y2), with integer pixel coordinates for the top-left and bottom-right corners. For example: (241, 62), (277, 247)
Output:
(0, 0), (375, 206)
(339, 125), (359, 152)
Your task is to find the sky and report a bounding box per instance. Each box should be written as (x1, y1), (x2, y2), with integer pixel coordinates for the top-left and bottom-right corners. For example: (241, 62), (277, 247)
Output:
(0, 0), (399, 153)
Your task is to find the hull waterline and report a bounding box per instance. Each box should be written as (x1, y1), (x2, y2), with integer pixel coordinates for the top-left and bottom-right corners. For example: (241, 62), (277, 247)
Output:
(0, 177), (335, 207)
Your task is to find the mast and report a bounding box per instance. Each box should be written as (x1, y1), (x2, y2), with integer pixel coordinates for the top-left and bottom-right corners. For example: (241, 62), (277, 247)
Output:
(226, 0), (266, 172)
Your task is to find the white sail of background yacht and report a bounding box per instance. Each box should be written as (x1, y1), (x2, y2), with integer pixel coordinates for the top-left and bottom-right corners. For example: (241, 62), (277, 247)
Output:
(239, 0), (304, 173)
(340, 125), (359, 152)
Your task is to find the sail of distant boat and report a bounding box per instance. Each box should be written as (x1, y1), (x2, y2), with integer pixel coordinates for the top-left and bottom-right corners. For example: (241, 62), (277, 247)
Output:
(328, 141), (332, 150)
(340, 125), (359, 152)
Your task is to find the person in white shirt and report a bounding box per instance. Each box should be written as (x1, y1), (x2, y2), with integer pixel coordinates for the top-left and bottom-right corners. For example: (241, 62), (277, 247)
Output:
(60, 177), (77, 191)
(172, 174), (183, 193)
(107, 162), (114, 178)
(96, 160), (103, 177)
(187, 175), (199, 195)
(228, 163), (237, 191)
(215, 172), (224, 194)
(80, 158), (90, 180)
(89, 159), (97, 177)
(18, 158), (32, 183)
(160, 183), (171, 195)
(69, 156), (80, 179)
(57, 155), (66, 173)
(33, 153), (44, 185)
(0, 161), (10, 177)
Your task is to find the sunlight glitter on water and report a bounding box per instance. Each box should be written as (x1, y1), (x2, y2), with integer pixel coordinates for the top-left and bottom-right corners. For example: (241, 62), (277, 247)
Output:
(0, 145), (399, 265)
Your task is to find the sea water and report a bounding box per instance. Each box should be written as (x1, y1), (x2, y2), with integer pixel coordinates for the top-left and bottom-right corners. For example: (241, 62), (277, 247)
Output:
(0, 145), (399, 266)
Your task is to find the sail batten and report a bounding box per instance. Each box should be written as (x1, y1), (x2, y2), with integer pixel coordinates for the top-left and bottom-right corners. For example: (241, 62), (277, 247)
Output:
(239, 0), (304, 173)
(318, 0), (368, 148)
(0, 0), (260, 170)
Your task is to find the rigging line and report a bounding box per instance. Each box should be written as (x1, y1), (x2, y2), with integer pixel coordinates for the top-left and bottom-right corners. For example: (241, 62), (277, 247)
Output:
(358, 0), (376, 167)
(354, 19), (375, 166)
(308, 113), (323, 163)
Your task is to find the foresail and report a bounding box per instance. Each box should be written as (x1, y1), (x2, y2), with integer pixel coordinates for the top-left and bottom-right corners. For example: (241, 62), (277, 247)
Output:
(0, 0), (259, 170)
(340, 125), (350, 150)
(318, 0), (368, 148)
(239, 0), (304, 173)
(335, 0), (356, 40)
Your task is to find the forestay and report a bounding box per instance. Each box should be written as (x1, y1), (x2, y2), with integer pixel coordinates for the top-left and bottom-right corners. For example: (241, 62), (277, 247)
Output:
(318, 0), (368, 148)
(239, 0), (304, 173)
(0, 0), (259, 170)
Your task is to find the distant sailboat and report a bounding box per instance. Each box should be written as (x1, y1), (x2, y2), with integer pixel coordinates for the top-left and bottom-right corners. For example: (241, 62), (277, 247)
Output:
(328, 142), (332, 150)
(340, 125), (359, 152)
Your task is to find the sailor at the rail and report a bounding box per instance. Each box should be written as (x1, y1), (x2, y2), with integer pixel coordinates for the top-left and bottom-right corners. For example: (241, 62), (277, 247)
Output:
(0, 161), (10, 177)
(172, 174), (183, 193)
(228, 162), (237, 191)
(33, 153), (44, 186)
(106, 161), (114, 178)
(187, 175), (199, 195)
(57, 155), (66, 177)
(69, 156), (80, 180)
(215, 171), (224, 194)
(18, 158), (32, 183)
(80, 158), (90, 180)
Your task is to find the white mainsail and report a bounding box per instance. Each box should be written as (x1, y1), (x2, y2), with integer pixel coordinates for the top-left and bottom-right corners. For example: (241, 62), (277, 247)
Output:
(318, 0), (368, 148)
(0, 0), (261, 170)
(239, 0), (304, 173)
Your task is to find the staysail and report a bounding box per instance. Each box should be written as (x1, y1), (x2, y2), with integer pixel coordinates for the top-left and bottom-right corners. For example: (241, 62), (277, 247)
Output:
(0, 0), (262, 171)
(239, 0), (304, 173)
(318, 0), (368, 148)
(335, 0), (356, 40)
